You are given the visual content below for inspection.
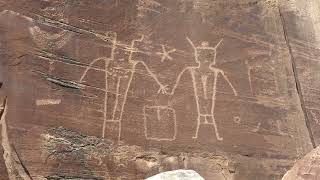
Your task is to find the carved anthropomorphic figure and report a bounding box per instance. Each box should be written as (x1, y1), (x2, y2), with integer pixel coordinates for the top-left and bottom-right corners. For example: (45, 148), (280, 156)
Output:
(168, 37), (238, 141)
(80, 32), (168, 142)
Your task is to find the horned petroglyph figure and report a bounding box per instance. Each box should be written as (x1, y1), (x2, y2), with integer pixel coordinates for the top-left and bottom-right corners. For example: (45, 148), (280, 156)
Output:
(165, 37), (238, 141)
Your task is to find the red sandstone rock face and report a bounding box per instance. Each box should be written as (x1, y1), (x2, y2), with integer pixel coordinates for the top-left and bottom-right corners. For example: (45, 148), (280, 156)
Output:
(0, 0), (319, 179)
(279, 0), (320, 147)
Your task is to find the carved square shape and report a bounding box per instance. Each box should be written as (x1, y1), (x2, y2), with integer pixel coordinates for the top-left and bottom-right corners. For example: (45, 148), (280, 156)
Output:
(143, 106), (177, 141)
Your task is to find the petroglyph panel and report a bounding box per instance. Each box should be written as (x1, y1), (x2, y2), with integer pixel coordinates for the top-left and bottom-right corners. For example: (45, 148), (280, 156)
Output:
(0, 0), (318, 179)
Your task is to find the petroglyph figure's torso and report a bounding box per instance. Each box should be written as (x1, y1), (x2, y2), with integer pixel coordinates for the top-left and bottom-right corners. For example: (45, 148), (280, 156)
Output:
(105, 60), (135, 121)
(191, 68), (216, 115)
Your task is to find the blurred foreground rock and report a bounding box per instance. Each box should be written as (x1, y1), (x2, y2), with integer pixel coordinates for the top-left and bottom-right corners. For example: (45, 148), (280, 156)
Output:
(146, 170), (204, 180)
(282, 146), (320, 180)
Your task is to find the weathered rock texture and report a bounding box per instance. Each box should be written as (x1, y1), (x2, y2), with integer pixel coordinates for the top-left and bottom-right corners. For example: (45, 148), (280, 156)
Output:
(0, 0), (319, 179)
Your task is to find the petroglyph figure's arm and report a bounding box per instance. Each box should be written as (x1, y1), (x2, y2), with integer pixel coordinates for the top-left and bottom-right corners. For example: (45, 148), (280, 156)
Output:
(167, 67), (190, 95)
(80, 57), (109, 82)
(186, 37), (196, 50)
(135, 61), (168, 94)
(220, 71), (238, 96)
(214, 39), (223, 49)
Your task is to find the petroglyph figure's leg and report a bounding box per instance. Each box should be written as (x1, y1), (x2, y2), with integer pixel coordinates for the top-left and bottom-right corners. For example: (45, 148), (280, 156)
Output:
(192, 116), (201, 139)
(102, 70), (132, 141)
(102, 61), (111, 139)
(211, 71), (223, 141)
(112, 76), (122, 121)
(211, 116), (223, 141)
(102, 71), (109, 138)
(116, 72), (136, 142)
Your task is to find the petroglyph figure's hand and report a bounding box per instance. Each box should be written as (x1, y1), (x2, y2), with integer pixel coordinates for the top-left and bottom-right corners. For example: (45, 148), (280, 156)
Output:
(157, 84), (169, 94)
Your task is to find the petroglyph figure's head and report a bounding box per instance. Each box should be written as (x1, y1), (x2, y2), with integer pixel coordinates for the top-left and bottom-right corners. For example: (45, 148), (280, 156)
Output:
(186, 37), (223, 67)
(197, 42), (217, 67)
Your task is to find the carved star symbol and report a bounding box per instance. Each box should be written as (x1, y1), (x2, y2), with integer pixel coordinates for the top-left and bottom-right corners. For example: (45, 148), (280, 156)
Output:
(156, 45), (176, 62)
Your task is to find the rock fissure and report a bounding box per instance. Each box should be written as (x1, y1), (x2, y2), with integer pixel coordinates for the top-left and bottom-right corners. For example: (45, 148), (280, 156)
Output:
(278, 5), (316, 148)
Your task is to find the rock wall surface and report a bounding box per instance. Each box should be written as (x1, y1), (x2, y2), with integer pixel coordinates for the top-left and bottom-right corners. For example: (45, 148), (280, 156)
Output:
(279, 0), (320, 147)
(0, 0), (319, 179)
